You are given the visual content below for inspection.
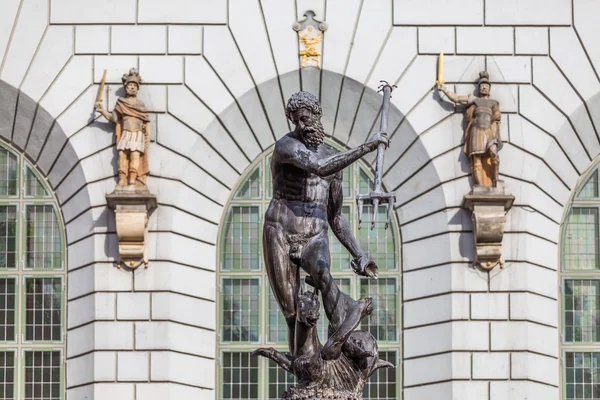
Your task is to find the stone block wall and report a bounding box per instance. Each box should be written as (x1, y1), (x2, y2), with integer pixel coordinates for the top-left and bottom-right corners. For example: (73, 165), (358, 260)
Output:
(1, 0), (598, 398)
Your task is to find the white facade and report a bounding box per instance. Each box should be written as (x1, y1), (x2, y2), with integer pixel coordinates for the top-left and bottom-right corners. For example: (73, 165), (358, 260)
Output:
(0, 0), (597, 398)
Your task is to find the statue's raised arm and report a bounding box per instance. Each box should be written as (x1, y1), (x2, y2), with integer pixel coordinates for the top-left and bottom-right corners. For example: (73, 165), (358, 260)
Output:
(437, 83), (471, 105)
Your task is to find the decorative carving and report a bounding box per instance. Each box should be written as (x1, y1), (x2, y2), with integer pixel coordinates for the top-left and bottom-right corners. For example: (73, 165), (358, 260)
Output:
(106, 190), (156, 269)
(95, 68), (157, 269)
(253, 90), (394, 397)
(462, 183), (514, 270)
(95, 68), (151, 188)
(293, 11), (327, 68)
(435, 60), (514, 270)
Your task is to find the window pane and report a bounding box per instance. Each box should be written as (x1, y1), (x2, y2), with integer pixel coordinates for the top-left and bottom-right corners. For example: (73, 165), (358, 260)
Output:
(222, 352), (259, 400)
(267, 281), (288, 344)
(25, 278), (62, 342)
(0, 150), (18, 197)
(235, 166), (261, 199)
(565, 352), (600, 400)
(357, 167), (372, 196)
(363, 351), (396, 400)
(359, 205), (396, 271)
(222, 206), (261, 271)
(342, 165), (352, 199)
(564, 279), (600, 343)
(579, 170), (599, 199)
(265, 156), (273, 200)
(0, 279), (15, 342)
(268, 358), (294, 400)
(360, 278), (397, 342)
(564, 208), (599, 270)
(25, 205), (61, 269)
(222, 279), (260, 342)
(329, 206), (353, 271)
(0, 207), (17, 270)
(356, 167), (396, 271)
(24, 351), (61, 400)
(0, 351), (15, 400)
(24, 166), (49, 198)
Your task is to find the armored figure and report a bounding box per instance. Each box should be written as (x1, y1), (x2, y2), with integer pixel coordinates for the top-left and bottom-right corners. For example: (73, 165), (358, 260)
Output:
(438, 71), (502, 187)
(95, 68), (151, 187)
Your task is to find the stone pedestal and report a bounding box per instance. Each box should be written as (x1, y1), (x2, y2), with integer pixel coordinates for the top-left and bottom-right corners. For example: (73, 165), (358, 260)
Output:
(461, 181), (514, 271)
(283, 387), (361, 399)
(106, 186), (157, 269)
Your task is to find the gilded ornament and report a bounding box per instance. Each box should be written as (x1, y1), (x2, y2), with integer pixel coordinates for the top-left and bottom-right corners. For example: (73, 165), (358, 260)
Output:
(294, 11), (327, 69)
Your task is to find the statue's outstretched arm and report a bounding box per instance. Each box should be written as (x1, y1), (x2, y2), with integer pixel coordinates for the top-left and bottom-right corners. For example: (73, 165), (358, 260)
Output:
(94, 101), (116, 123)
(277, 133), (387, 177)
(438, 84), (470, 105)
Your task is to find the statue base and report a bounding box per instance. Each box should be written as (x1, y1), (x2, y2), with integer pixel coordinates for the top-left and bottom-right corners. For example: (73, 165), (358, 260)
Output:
(461, 181), (514, 271)
(106, 186), (157, 269)
(283, 386), (361, 400)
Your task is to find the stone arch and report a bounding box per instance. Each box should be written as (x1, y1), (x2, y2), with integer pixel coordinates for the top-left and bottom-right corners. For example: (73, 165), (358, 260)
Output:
(0, 79), (94, 256)
(0, 78), (103, 395)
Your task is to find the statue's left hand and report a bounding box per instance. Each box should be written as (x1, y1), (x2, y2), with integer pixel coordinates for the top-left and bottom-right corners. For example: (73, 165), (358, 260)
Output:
(351, 254), (378, 279)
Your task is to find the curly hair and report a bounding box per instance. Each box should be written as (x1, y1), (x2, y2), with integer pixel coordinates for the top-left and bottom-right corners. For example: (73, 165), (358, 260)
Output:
(285, 91), (322, 122)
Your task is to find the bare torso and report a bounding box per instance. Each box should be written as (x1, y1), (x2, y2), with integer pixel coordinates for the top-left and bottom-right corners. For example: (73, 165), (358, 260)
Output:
(265, 134), (337, 238)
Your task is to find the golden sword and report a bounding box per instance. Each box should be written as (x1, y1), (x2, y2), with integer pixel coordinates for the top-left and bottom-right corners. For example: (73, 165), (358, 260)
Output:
(96, 69), (107, 104)
(436, 52), (444, 85)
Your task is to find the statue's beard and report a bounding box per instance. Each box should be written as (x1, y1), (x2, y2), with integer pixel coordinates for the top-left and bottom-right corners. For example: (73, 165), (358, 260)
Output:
(301, 121), (325, 148)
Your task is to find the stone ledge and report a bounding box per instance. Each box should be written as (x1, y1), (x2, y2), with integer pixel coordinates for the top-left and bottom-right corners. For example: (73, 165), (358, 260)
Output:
(106, 188), (157, 211)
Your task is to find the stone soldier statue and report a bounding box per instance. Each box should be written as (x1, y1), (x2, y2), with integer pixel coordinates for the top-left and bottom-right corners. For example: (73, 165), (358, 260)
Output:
(438, 71), (502, 187)
(263, 91), (388, 361)
(95, 68), (151, 187)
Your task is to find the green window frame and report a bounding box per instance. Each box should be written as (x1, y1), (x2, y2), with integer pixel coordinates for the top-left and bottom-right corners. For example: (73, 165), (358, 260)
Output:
(22, 348), (63, 400)
(562, 163), (600, 400)
(0, 143), (66, 400)
(0, 349), (16, 399)
(216, 145), (402, 399)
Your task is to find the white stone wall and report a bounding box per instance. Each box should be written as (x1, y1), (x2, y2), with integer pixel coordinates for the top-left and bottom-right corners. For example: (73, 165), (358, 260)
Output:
(1, 0), (599, 398)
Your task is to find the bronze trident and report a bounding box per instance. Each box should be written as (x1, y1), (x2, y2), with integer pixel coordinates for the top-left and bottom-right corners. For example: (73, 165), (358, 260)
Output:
(356, 81), (397, 230)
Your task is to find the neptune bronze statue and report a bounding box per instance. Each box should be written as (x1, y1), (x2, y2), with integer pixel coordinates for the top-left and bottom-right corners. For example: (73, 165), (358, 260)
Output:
(253, 90), (395, 398)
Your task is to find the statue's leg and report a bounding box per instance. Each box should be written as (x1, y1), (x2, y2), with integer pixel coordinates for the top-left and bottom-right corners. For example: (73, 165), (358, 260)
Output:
(472, 155), (483, 186)
(129, 151), (140, 185)
(302, 234), (362, 360)
(118, 150), (128, 186)
(263, 224), (299, 354)
(489, 144), (499, 185)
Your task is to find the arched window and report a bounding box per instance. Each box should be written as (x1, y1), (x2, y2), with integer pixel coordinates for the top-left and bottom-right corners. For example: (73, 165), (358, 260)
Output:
(0, 143), (66, 399)
(561, 164), (600, 400)
(217, 145), (401, 400)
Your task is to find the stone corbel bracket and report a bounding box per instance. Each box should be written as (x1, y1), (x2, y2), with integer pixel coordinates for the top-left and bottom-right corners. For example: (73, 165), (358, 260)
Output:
(461, 182), (514, 271)
(106, 190), (157, 269)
